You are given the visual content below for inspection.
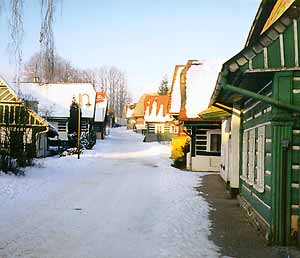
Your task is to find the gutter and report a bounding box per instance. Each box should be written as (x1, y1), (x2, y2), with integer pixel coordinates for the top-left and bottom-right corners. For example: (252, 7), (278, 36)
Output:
(223, 84), (300, 113)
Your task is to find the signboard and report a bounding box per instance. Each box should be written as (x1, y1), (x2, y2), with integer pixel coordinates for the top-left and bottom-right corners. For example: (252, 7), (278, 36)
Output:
(261, 0), (294, 34)
(96, 92), (107, 104)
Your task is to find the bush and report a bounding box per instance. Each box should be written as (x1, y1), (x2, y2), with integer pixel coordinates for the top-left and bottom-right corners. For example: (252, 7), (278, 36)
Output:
(172, 139), (190, 169)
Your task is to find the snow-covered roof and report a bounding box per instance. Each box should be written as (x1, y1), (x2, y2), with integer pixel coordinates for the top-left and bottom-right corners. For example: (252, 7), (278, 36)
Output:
(180, 60), (221, 119)
(0, 78), (57, 134)
(17, 82), (96, 118)
(126, 103), (136, 119)
(94, 91), (108, 122)
(144, 95), (172, 123)
(133, 93), (157, 118)
(169, 65), (185, 114)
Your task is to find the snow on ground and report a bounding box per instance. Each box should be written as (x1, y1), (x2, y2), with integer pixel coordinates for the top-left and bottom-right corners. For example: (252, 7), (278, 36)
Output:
(0, 128), (220, 258)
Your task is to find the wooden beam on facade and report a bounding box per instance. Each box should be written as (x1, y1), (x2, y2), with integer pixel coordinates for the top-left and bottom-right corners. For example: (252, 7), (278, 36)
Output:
(223, 83), (300, 113)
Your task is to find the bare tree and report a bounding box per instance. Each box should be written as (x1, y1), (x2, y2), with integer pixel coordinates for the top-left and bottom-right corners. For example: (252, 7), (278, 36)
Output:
(1, 0), (61, 84)
(23, 53), (131, 118)
(23, 52), (83, 83)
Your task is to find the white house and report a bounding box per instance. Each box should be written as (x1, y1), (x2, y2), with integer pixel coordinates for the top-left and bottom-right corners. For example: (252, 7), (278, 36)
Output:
(178, 60), (222, 172)
(17, 82), (100, 146)
(144, 95), (174, 141)
(94, 90), (109, 139)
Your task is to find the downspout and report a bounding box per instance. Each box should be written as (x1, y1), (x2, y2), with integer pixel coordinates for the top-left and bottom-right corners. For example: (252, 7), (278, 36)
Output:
(281, 140), (289, 245)
(222, 84), (300, 113)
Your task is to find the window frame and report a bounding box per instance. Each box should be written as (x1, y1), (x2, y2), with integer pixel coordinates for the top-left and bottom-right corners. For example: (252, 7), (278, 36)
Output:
(207, 129), (221, 152)
(253, 126), (265, 193)
(247, 129), (256, 186)
(155, 124), (164, 134)
(57, 120), (67, 132)
(241, 131), (248, 181)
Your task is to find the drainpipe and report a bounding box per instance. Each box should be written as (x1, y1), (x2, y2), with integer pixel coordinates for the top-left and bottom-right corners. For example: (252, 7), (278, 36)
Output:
(281, 139), (289, 245)
(222, 84), (300, 113)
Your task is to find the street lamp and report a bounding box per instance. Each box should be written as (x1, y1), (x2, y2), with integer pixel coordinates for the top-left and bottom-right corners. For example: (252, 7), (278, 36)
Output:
(77, 93), (92, 159)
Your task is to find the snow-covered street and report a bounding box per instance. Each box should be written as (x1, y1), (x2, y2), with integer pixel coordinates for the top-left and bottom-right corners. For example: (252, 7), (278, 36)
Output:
(0, 128), (219, 258)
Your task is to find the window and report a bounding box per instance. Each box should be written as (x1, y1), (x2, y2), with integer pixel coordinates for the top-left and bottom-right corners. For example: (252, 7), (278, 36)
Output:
(210, 134), (221, 152)
(155, 124), (164, 134)
(254, 126), (265, 193)
(170, 125), (178, 134)
(206, 129), (221, 153)
(58, 121), (67, 132)
(81, 120), (88, 132)
(195, 129), (207, 154)
(247, 130), (255, 185)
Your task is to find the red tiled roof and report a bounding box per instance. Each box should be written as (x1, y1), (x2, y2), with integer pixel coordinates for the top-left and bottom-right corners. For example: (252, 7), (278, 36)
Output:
(96, 91), (107, 103)
(144, 95), (170, 117)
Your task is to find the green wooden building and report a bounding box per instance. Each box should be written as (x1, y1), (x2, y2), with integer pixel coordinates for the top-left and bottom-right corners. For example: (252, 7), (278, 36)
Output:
(209, 0), (300, 245)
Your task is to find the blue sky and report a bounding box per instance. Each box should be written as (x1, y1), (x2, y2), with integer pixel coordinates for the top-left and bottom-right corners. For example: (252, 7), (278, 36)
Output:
(0, 0), (261, 101)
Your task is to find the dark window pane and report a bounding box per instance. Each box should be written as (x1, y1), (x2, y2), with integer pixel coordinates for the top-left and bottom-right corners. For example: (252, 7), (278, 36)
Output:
(210, 134), (221, 152)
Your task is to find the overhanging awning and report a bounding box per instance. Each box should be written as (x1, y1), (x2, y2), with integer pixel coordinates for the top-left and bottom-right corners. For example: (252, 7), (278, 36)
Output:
(198, 105), (231, 121)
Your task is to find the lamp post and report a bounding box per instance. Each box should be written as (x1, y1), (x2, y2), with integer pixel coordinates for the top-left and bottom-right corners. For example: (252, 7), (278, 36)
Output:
(77, 93), (92, 159)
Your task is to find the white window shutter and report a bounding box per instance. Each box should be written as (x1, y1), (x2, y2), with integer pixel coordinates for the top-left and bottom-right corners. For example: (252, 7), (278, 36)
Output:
(241, 131), (248, 180)
(247, 129), (255, 185)
(254, 126), (265, 193)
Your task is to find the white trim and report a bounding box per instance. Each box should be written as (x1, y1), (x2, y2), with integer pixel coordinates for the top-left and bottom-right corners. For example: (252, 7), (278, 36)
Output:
(266, 153), (272, 157)
(252, 193), (271, 210)
(292, 146), (300, 151)
(293, 130), (300, 134)
(242, 131), (248, 180)
(206, 129), (221, 152)
(170, 125), (178, 134)
(292, 183), (300, 189)
(265, 170), (272, 176)
(249, 58), (253, 70)
(265, 184), (271, 191)
(244, 121), (271, 133)
(293, 89), (300, 94)
(246, 117), (253, 122)
(254, 126), (265, 193)
(253, 184), (265, 193)
(242, 184), (251, 193)
(294, 19), (299, 67)
(155, 124), (165, 134)
(280, 34), (285, 67)
(263, 47), (268, 68)
(292, 205), (300, 209)
(266, 138), (272, 143)
(292, 165), (300, 170)
(293, 77), (300, 81)
(248, 129), (255, 185)
(243, 81), (272, 113)
(254, 112), (262, 118)
(265, 107), (272, 113)
(244, 101), (261, 114)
